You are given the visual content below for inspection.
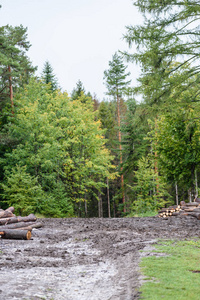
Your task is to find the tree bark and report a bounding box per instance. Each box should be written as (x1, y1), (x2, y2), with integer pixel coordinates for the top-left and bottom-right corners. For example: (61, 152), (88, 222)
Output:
(0, 214), (37, 226)
(0, 229), (32, 240)
(175, 182), (179, 206)
(0, 210), (15, 219)
(98, 191), (103, 218)
(0, 221), (42, 230)
(107, 177), (111, 218)
(117, 95), (125, 212)
(84, 193), (87, 217)
(195, 169), (198, 199)
(8, 65), (14, 115)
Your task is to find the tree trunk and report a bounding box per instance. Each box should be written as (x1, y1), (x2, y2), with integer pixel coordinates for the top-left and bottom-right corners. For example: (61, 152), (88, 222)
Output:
(0, 229), (32, 240)
(117, 95), (125, 212)
(0, 221), (42, 230)
(0, 214), (37, 226)
(195, 169), (198, 199)
(8, 66), (14, 114)
(188, 189), (192, 203)
(0, 210), (15, 219)
(84, 193), (87, 218)
(107, 177), (111, 218)
(98, 191), (103, 218)
(175, 182), (179, 206)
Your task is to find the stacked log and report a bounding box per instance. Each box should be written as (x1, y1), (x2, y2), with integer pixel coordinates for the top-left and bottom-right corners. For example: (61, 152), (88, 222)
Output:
(0, 207), (42, 240)
(158, 201), (200, 220)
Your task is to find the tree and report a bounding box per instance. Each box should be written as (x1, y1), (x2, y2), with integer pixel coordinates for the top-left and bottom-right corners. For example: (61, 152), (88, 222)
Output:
(149, 106), (200, 202)
(1, 79), (116, 217)
(104, 52), (131, 211)
(128, 156), (170, 215)
(41, 61), (58, 91)
(123, 0), (200, 106)
(0, 25), (36, 115)
(71, 80), (92, 102)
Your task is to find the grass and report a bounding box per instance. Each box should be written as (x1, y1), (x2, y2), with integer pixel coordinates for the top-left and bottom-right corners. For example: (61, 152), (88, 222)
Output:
(139, 239), (200, 299)
(127, 210), (158, 217)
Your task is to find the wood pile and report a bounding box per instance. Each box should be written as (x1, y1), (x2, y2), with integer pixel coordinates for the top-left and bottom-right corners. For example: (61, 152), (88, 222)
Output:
(158, 198), (200, 220)
(0, 207), (42, 240)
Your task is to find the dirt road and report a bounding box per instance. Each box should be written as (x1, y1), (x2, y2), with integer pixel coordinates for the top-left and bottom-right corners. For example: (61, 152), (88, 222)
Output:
(0, 216), (200, 300)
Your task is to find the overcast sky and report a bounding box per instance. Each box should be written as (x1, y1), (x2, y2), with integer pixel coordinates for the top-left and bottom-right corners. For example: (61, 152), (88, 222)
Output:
(0, 0), (142, 100)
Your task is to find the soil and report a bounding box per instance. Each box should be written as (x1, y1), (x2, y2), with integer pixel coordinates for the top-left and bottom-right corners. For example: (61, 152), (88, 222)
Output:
(0, 216), (200, 300)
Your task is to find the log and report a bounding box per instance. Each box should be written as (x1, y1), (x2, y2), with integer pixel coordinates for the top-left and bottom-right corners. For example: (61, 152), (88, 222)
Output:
(0, 216), (18, 226)
(0, 210), (14, 219)
(187, 212), (200, 220)
(0, 214), (37, 226)
(5, 206), (15, 213)
(184, 208), (197, 212)
(0, 229), (32, 240)
(192, 208), (200, 213)
(0, 221), (42, 230)
(195, 198), (200, 204)
(185, 202), (199, 207)
(17, 214), (37, 223)
(158, 208), (169, 213)
(172, 212), (180, 216)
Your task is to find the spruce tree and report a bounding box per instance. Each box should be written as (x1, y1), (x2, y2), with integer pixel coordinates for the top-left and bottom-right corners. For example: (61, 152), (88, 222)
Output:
(104, 52), (131, 212)
(41, 61), (58, 91)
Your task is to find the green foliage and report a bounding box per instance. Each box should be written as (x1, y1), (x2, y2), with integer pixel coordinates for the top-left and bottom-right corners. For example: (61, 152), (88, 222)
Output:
(149, 106), (200, 193)
(124, 0), (200, 105)
(0, 25), (36, 111)
(140, 239), (200, 299)
(71, 80), (91, 101)
(0, 165), (44, 216)
(0, 79), (115, 216)
(129, 156), (170, 214)
(104, 52), (131, 100)
(41, 61), (58, 91)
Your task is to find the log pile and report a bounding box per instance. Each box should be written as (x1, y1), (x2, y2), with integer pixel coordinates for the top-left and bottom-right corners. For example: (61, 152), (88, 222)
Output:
(158, 198), (200, 220)
(0, 207), (42, 240)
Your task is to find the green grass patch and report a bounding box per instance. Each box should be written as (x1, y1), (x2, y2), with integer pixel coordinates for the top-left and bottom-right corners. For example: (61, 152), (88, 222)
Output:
(127, 210), (158, 217)
(140, 239), (200, 299)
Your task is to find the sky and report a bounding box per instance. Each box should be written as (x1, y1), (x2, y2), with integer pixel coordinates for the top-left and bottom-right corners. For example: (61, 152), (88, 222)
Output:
(0, 0), (143, 100)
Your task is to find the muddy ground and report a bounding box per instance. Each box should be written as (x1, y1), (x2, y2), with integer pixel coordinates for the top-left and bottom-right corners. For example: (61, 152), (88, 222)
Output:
(0, 216), (200, 300)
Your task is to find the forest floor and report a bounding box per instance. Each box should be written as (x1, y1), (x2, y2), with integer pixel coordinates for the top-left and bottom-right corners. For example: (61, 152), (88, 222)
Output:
(0, 216), (200, 300)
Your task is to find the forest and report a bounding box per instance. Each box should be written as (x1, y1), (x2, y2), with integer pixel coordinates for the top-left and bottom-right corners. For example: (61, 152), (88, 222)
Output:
(1, 0), (200, 218)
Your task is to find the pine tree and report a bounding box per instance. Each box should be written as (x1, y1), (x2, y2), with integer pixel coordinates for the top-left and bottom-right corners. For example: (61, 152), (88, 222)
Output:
(104, 52), (131, 212)
(0, 25), (36, 115)
(41, 61), (58, 91)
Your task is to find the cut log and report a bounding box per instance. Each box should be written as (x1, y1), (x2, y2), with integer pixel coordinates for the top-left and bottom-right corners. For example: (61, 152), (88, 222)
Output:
(0, 214), (37, 226)
(172, 212), (180, 216)
(17, 214), (37, 223)
(195, 198), (200, 204)
(0, 229), (31, 240)
(184, 208), (197, 212)
(187, 212), (200, 220)
(185, 202), (199, 207)
(0, 210), (14, 219)
(0, 221), (42, 230)
(158, 208), (169, 213)
(0, 216), (19, 226)
(5, 206), (15, 213)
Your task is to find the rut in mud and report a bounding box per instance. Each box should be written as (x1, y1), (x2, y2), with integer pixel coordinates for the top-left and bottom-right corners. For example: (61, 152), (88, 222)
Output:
(0, 216), (200, 300)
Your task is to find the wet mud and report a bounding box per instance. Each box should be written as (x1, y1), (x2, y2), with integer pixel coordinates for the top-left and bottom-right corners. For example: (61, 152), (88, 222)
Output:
(0, 216), (200, 299)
